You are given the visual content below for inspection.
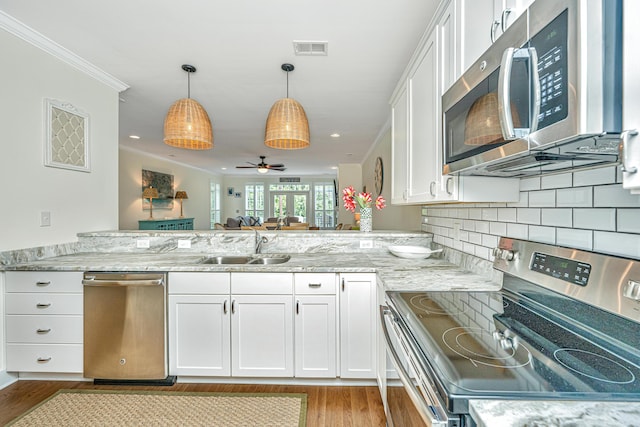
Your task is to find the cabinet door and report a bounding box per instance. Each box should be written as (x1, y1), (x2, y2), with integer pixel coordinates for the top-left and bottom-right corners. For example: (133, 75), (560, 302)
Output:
(407, 30), (439, 203)
(458, 0), (495, 72)
(294, 295), (336, 378)
(439, 0), (459, 92)
(231, 295), (294, 377)
(339, 273), (376, 379)
(168, 294), (230, 376)
(391, 85), (409, 205)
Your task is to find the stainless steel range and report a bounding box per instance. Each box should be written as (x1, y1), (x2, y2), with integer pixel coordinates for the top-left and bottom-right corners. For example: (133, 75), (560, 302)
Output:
(381, 238), (640, 426)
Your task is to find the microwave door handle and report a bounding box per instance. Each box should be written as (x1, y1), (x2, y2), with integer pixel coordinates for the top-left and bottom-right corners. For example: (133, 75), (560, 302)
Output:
(379, 305), (447, 427)
(529, 47), (541, 133)
(498, 47), (516, 140)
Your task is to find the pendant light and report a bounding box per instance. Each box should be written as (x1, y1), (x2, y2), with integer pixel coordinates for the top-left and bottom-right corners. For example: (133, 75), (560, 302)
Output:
(264, 63), (310, 149)
(164, 64), (213, 150)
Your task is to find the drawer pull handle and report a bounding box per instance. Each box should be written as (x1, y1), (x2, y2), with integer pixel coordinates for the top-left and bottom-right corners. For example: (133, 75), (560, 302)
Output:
(223, 299), (228, 314)
(296, 300), (300, 315)
(308, 283), (322, 288)
(37, 357), (52, 363)
(36, 281), (51, 286)
(231, 300), (236, 314)
(37, 328), (52, 334)
(36, 303), (51, 308)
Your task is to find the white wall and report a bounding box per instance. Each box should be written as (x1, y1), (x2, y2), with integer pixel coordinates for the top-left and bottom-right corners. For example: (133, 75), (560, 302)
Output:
(423, 167), (640, 260)
(119, 147), (223, 230)
(362, 127), (422, 230)
(0, 29), (120, 251)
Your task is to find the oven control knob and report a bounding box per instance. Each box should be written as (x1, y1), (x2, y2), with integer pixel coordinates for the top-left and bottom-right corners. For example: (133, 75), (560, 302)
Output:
(492, 248), (503, 258)
(501, 250), (516, 261)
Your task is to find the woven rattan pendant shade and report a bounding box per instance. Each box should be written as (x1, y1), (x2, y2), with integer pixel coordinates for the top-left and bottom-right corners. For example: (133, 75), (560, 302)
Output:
(265, 98), (310, 149)
(264, 63), (310, 150)
(163, 64), (213, 150)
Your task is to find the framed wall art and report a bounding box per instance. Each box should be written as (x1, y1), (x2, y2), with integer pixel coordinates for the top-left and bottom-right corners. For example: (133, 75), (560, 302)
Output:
(142, 169), (174, 210)
(44, 99), (90, 172)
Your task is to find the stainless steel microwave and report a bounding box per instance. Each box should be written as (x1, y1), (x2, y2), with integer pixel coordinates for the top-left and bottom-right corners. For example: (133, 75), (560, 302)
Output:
(442, 0), (623, 177)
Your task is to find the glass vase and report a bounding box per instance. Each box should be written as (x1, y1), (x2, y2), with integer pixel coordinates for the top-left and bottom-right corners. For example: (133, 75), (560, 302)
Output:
(360, 207), (373, 232)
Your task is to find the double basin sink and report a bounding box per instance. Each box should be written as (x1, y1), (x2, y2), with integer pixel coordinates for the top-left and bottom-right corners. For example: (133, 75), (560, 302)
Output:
(199, 255), (291, 265)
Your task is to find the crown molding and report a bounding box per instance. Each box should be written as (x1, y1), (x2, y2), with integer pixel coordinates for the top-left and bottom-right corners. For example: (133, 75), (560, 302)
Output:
(0, 10), (129, 92)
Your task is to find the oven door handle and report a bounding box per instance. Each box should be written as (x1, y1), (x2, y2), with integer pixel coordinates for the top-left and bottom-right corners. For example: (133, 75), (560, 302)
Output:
(380, 305), (448, 427)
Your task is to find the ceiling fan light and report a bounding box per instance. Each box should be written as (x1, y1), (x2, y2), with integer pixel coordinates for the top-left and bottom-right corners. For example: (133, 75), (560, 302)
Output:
(164, 98), (213, 150)
(257, 167), (269, 174)
(264, 98), (310, 149)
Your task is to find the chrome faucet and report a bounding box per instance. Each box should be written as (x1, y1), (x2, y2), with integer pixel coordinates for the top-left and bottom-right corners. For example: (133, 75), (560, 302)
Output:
(254, 230), (268, 254)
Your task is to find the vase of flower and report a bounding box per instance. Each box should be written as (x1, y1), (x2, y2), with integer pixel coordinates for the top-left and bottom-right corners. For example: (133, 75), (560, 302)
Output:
(360, 207), (373, 232)
(342, 185), (385, 232)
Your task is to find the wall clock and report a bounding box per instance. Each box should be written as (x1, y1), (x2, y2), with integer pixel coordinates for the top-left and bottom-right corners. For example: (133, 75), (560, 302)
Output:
(374, 156), (384, 196)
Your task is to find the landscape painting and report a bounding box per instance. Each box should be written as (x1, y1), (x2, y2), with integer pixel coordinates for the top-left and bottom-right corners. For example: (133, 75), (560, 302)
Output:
(142, 169), (174, 209)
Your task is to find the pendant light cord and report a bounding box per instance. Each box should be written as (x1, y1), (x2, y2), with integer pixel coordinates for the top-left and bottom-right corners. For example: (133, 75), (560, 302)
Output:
(286, 71), (289, 98)
(187, 71), (191, 99)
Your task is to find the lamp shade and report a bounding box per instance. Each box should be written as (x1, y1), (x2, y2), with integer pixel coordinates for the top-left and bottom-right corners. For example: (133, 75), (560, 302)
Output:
(164, 98), (213, 150)
(142, 187), (159, 198)
(175, 191), (188, 199)
(264, 99), (310, 150)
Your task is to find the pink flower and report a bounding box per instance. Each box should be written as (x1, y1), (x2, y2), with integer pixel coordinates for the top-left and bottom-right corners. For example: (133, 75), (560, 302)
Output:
(375, 195), (386, 210)
(342, 186), (386, 211)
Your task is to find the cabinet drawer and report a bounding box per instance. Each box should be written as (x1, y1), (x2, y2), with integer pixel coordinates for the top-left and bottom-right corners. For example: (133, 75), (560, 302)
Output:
(168, 272), (231, 294)
(5, 271), (82, 293)
(232, 273), (293, 294)
(294, 273), (337, 295)
(5, 293), (83, 315)
(6, 343), (83, 373)
(6, 315), (83, 343)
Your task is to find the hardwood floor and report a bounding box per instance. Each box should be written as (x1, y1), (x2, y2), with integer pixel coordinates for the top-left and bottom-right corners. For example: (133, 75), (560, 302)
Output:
(0, 380), (387, 426)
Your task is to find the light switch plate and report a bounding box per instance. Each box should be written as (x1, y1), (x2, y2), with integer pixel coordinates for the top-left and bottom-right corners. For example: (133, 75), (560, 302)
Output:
(136, 239), (150, 248)
(359, 240), (373, 249)
(178, 239), (191, 249)
(40, 211), (51, 227)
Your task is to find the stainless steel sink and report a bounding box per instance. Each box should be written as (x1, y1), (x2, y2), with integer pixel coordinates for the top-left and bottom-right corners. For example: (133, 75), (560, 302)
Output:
(246, 255), (291, 264)
(200, 256), (252, 264)
(199, 255), (290, 265)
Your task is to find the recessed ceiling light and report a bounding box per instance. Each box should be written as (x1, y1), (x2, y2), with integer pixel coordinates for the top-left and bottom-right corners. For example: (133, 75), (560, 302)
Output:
(129, 135), (140, 140)
(331, 166), (338, 170)
(330, 133), (341, 138)
(221, 167), (227, 170)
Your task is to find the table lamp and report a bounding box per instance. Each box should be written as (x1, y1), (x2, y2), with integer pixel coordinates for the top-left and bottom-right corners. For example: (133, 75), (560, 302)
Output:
(175, 191), (189, 218)
(142, 186), (159, 219)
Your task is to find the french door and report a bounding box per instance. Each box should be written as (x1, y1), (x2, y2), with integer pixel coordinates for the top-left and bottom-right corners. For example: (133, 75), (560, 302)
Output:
(272, 192), (308, 222)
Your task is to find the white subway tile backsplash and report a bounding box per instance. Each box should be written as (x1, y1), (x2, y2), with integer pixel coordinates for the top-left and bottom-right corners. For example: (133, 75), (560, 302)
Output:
(573, 209), (616, 231)
(469, 208), (482, 220)
(528, 226), (556, 245)
(529, 190), (556, 207)
(520, 177), (540, 191)
(475, 221), (490, 234)
(557, 187), (593, 207)
(594, 231), (640, 259)
(541, 208), (572, 227)
(482, 234), (499, 248)
(594, 184), (640, 207)
(463, 242), (475, 254)
(506, 191), (529, 208)
(463, 219), (475, 231)
(475, 246), (490, 260)
(498, 208), (517, 222)
(490, 222), (507, 236)
(541, 173), (572, 189)
(517, 208), (541, 224)
(468, 232), (482, 245)
(618, 209), (640, 233)
(456, 209), (470, 219)
(573, 166), (617, 187)
(481, 208), (498, 221)
(506, 223), (528, 239)
(557, 228), (593, 251)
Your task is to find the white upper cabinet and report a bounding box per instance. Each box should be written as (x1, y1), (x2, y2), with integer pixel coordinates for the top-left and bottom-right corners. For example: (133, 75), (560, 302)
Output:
(622, 0), (640, 192)
(458, 0), (532, 73)
(390, 0), (520, 205)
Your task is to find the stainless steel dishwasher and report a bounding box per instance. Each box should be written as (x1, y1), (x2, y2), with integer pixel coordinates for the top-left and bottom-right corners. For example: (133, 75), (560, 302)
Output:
(83, 272), (174, 384)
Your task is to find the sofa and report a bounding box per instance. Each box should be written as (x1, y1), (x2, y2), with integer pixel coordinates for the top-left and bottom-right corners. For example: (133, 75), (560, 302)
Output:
(225, 216), (262, 229)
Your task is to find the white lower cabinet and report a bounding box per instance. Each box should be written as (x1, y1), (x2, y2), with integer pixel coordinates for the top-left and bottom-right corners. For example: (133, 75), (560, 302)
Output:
(294, 273), (337, 378)
(339, 273), (377, 379)
(5, 271), (83, 373)
(168, 272), (231, 376)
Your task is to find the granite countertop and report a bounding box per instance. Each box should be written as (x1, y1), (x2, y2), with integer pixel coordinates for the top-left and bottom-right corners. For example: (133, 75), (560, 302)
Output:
(2, 251), (500, 292)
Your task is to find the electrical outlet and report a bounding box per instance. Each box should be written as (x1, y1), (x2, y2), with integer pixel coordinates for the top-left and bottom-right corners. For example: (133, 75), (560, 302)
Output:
(136, 239), (150, 249)
(40, 211), (51, 227)
(178, 239), (191, 249)
(359, 240), (373, 249)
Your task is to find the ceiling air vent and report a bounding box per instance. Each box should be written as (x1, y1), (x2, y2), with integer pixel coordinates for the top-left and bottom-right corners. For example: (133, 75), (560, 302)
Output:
(280, 177), (301, 183)
(293, 41), (328, 56)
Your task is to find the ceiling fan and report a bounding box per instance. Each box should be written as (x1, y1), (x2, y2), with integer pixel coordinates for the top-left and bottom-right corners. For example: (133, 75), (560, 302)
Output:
(235, 155), (286, 173)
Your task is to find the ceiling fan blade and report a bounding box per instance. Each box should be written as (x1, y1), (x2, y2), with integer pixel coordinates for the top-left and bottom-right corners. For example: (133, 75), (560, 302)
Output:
(267, 163), (285, 168)
(236, 165), (257, 168)
(271, 167), (286, 171)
